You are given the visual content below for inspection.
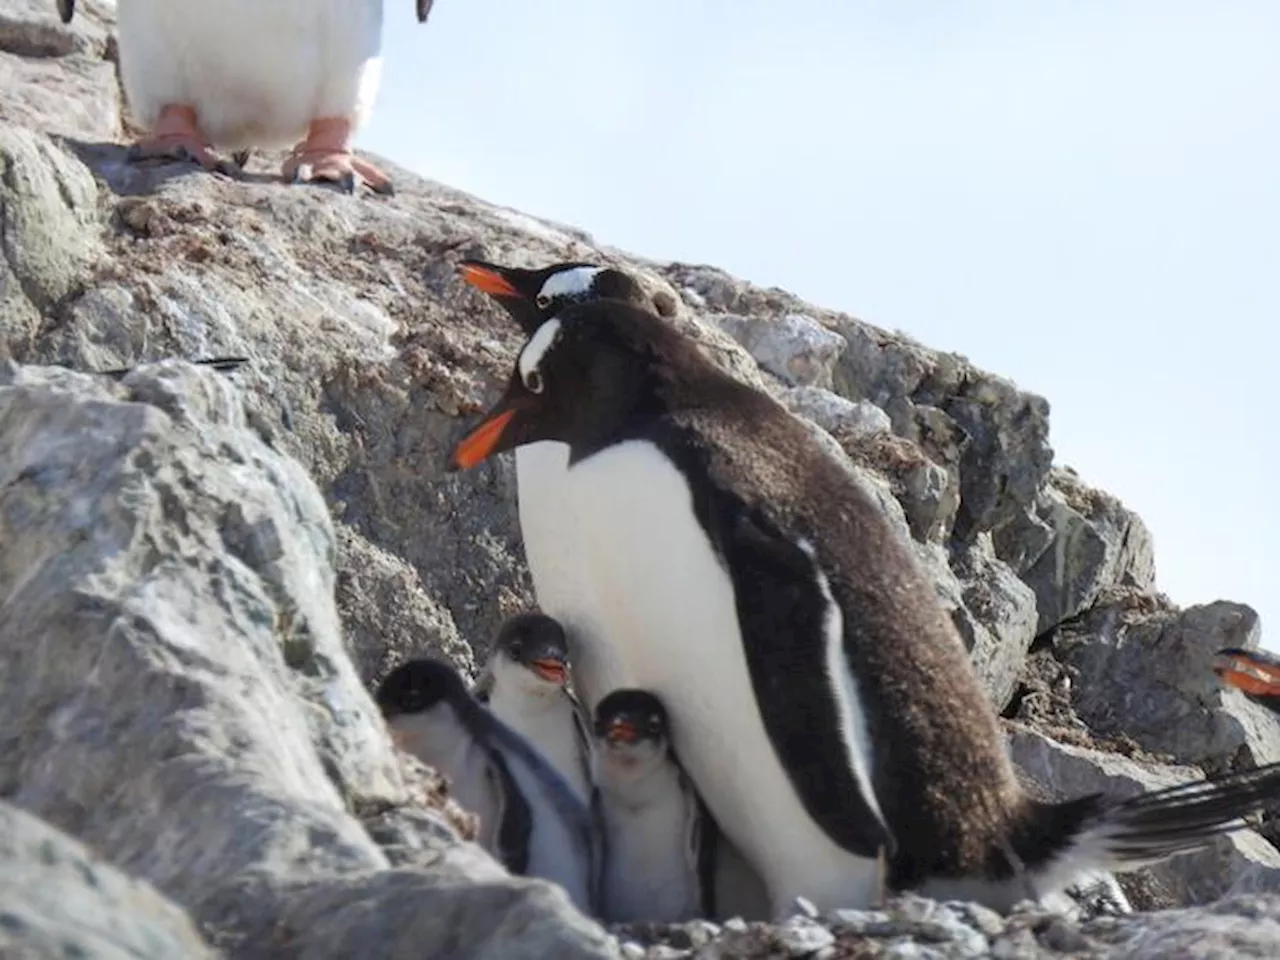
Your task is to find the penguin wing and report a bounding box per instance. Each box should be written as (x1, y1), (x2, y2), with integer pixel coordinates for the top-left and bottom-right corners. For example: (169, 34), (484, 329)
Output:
(690, 776), (719, 919)
(415, 0), (434, 23)
(566, 688), (596, 788)
(587, 787), (610, 915)
(695, 476), (897, 861)
(57, 0), (74, 24)
(485, 745), (533, 875)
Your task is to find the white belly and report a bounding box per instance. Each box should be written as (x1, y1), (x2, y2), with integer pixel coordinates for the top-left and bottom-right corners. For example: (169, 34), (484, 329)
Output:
(516, 441), (630, 711)
(599, 786), (700, 923)
(563, 441), (880, 915)
(118, 0), (385, 148)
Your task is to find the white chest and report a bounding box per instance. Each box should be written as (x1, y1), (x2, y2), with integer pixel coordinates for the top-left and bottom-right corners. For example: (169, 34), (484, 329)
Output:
(598, 771), (700, 923)
(487, 693), (590, 804)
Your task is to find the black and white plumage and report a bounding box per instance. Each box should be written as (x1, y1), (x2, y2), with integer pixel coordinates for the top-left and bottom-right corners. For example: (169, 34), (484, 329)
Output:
(457, 259), (657, 713)
(449, 298), (1280, 916)
(375, 657), (596, 914)
(590, 689), (710, 923)
(473, 612), (594, 804)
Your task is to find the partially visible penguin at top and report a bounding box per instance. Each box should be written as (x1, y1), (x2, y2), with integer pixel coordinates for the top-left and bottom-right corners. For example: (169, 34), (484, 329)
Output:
(56, 0), (437, 194)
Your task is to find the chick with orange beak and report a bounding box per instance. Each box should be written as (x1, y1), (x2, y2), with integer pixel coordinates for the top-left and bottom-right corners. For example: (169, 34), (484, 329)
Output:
(590, 689), (710, 923)
(1214, 647), (1280, 712)
(473, 613), (594, 804)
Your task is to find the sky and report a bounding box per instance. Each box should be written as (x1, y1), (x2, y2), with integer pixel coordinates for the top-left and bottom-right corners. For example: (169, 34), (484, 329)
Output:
(364, 1), (1279, 648)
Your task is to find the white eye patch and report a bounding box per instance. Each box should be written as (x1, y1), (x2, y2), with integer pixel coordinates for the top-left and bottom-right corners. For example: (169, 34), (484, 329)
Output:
(537, 266), (604, 303)
(518, 318), (563, 390)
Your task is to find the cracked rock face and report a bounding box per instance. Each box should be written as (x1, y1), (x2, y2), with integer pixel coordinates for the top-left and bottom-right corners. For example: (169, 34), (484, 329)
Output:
(0, 1), (1277, 956)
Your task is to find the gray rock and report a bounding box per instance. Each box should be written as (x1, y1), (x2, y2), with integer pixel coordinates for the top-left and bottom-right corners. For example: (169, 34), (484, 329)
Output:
(0, 363), (614, 959)
(0, 800), (217, 959)
(1085, 895), (1280, 959)
(994, 468), (1157, 634)
(782, 385), (891, 438)
(707, 312), (846, 388)
(1054, 595), (1280, 769)
(1007, 724), (1280, 905)
(946, 538), (1040, 710)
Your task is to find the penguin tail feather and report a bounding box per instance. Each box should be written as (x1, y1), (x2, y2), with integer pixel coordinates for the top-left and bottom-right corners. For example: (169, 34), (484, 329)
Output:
(1022, 761), (1280, 896)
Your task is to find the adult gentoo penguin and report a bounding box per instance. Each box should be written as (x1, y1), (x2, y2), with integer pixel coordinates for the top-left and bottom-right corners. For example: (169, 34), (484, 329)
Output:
(449, 298), (1280, 916)
(590, 689), (710, 923)
(1214, 647), (1280, 713)
(473, 612), (594, 804)
(376, 657), (596, 914)
(63, 0), (434, 192)
(457, 259), (655, 710)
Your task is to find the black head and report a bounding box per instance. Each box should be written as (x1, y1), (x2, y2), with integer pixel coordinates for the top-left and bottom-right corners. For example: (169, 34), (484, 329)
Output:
(593, 689), (670, 747)
(457, 259), (650, 335)
(375, 658), (469, 719)
(494, 612), (570, 686)
(450, 299), (711, 470)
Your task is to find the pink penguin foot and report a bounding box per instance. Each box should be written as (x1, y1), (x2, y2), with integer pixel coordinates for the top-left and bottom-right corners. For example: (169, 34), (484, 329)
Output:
(282, 117), (393, 196)
(126, 104), (240, 176)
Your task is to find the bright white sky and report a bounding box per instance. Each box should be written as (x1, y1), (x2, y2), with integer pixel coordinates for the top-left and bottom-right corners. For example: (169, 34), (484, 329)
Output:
(364, 0), (1278, 648)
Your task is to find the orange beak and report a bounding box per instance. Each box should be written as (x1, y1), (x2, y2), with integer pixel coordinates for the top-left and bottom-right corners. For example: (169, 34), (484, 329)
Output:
(606, 718), (638, 744)
(1213, 650), (1280, 697)
(531, 658), (567, 685)
(458, 262), (522, 298)
(452, 407), (517, 470)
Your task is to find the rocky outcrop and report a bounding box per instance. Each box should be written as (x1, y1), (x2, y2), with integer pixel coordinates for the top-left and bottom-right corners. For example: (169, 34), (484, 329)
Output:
(0, 1), (1277, 957)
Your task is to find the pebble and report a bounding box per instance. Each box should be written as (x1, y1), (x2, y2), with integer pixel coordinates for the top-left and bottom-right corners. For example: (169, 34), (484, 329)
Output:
(776, 916), (835, 956)
(620, 943), (647, 960)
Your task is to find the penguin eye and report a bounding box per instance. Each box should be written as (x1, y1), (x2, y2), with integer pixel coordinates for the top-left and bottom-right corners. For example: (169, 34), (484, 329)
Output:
(508, 640), (524, 659)
(535, 294), (551, 309)
(522, 368), (545, 395)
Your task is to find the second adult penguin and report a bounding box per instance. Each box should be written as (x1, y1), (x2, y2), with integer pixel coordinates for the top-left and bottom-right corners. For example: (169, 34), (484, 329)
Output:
(473, 612), (594, 804)
(450, 298), (1280, 916)
(376, 657), (596, 914)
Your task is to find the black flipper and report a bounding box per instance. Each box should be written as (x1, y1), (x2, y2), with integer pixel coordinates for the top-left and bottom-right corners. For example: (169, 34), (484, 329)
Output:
(485, 747), (532, 875)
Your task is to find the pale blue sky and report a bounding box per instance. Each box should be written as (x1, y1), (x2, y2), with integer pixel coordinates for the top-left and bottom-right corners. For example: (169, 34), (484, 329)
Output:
(364, 1), (1278, 647)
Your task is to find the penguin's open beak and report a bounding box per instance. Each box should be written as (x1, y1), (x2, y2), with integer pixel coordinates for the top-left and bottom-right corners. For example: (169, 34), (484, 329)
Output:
(451, 404), (520, 470)
(458, 262), (523, 299)
(603, 717), (639, 745)
(1213, 648), (1280, 697)
(530, 657), (568, 685)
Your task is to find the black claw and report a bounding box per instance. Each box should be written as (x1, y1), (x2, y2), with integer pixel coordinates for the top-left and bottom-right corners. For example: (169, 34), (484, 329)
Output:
(339, 170), (359, 195)
(232, 150), (251, 168)
(372, 178), (395, 197)
(173, 145), (194, 164)
(125, 143), (143, 162)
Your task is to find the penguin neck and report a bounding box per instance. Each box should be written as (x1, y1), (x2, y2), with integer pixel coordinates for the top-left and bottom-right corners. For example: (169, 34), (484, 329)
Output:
(594, 743), (679, 808)
(489, 657), (566, 713)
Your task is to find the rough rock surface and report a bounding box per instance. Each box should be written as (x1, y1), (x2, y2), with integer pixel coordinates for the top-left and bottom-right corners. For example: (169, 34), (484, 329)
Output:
(0, 799), (217, 959)
(0, 2), (1277, 957)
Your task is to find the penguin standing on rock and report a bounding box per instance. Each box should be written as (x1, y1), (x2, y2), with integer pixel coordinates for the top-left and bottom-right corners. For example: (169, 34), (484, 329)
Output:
(456, 259), (658, 711)
(375, 657), (596, 914)
(449, 298), (1280, 917)
(473, 612), (594, 805)
(57, 0), (434, 193)
(590, 689), (710, 923)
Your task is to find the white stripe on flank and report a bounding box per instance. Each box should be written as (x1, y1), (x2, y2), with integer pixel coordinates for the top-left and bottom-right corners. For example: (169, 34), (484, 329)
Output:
(797, 537), (890, 840)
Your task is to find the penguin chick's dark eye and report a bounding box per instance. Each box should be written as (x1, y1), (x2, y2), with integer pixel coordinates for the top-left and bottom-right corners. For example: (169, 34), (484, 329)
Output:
(507, 640), (524, 659)
(522, 368), (545, 394)
(535, 293), (551, 309)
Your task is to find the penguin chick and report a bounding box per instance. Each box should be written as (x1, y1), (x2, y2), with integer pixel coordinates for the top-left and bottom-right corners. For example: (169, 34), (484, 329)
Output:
(473, 613), (594, 804)
(376, 657), (596, 914)
(591, 689), (707, 924)
(1214, 647), (1280, 714)
(112, 0), (434, 192)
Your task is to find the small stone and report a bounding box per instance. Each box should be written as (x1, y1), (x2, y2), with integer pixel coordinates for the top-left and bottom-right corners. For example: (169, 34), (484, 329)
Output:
(777, 916), (835, 956)
(828, 908), (891, 935)
(722, 917), (749, 933)
(621, 943), (646, 960)
(708, 312), (846, 388)
(1036, 916), (1092, 953)
(793, 896), (820, 919)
